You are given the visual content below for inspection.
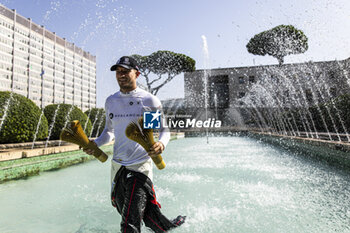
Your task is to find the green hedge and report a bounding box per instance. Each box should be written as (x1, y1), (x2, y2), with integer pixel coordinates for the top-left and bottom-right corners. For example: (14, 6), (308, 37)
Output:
(84, 108), (105, 137)
(44, 104), (92, 140)
(0, 91), (48, 143)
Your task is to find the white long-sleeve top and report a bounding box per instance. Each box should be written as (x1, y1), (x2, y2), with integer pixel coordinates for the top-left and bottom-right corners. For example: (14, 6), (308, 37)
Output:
(94, 87), (170, 167)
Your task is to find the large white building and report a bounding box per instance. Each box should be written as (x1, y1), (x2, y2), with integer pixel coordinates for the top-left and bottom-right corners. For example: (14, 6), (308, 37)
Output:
(0, 4), (96, 111)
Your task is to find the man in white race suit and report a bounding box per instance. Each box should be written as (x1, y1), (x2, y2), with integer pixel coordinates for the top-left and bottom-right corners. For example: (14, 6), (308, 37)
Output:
(84, 56), (185, 233)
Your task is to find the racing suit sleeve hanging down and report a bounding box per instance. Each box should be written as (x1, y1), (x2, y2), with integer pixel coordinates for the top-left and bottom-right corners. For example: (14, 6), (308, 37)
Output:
(111, 166), (186, 233)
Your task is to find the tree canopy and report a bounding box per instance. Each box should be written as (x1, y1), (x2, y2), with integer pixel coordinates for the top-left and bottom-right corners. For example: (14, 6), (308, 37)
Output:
(246, 25), (308, 65)
(131, 50), (196, 95)
(84, 108), (105, 138)
(43, 104), (91, 140)
(0, 91), (48, 143)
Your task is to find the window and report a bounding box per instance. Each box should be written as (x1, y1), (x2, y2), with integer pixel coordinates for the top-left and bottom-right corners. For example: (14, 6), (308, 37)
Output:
(0, 62), (12, 71)
(249, 76), (255, 83)
(208, 75), (229, 109)
(0, 73), (11, 80)
(238, 76), (245, 84)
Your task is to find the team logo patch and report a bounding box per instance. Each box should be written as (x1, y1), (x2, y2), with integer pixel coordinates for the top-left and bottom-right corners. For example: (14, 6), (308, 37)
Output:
(109, 113), (114, 119)
(143, 110), (161, 129)
(126, 173), (133, 179)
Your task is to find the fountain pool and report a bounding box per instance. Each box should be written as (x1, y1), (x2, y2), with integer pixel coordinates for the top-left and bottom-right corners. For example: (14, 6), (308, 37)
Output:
(0, 136), (349, 233)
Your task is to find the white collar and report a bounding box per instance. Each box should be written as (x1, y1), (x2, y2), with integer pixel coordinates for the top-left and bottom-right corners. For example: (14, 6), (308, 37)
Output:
(119, 87), (140, 96)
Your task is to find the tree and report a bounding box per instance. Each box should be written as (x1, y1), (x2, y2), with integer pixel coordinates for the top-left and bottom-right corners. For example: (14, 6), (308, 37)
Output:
(43, 104), (91, 140)
(0, 91), (48, 143)
(246, 25), (308, 65)
(85, 108), (105, 137)
(131, 50), (196, 95)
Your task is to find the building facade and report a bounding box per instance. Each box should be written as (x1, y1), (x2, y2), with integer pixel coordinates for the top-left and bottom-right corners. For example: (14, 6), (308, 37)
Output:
(161, 98), (185, 112)
(0, 4), (96, 111)
(184, 58), (350, 125)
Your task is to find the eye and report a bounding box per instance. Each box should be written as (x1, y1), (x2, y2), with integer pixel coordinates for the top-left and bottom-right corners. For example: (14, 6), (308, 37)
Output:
(117, 70), (130, 75)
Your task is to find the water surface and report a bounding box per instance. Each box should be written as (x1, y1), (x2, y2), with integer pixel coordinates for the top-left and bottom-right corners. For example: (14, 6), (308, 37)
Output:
(0, 137), (349, 233)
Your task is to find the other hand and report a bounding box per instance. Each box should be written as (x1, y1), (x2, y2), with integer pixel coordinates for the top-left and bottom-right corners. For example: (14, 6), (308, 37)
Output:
(148, 142), (164, 158)
(82, 140), (97, 155)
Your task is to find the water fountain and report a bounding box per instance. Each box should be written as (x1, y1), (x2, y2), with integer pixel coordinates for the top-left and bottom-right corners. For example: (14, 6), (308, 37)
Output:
(239, 62), (350, 142)
(94, 116), (103, 138)
(201, 35), (210, 144)
(45, 104), (61, 148)
(1, 137), (350, 233)
(318, 75), (349, 141)
(0, 92), (13, 133)
(58, 104), (75, 146)
(1, 1), (350, 233)
(214, 93), (218, 119)
(31, 110), (45, 149)
(89, 108), (102, 138)
(83, 109), (92, 132)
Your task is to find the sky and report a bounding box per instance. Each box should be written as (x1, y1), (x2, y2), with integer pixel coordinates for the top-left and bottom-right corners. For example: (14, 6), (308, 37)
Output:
(1, 0), (350, 107)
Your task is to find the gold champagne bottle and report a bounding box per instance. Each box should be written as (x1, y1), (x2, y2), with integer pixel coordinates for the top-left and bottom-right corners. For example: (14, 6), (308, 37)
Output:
(125, 117), (166, 170)
(60, 120), (108, 162)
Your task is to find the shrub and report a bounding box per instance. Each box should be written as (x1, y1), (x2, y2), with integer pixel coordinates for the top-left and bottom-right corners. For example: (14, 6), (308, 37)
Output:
(84, 108), (105, 137)
(0, 91), (48, 143)
(43, 104), (92, 140)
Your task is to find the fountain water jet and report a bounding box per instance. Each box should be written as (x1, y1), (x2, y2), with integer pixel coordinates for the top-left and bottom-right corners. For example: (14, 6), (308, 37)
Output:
(94, 110), (105, 138)
(45, 104), (61, 148)
(214, 93), (218, 119)
(83, 109), (92, 133)
(0, 92), (14, 133)
(318, 73), (350, 141)
(58, 105), (75, 146)
(89, 108), (102, 138)
(240, 61), (350, 142)
(31, 111), (45, 149)
(201, 35), (210, 144)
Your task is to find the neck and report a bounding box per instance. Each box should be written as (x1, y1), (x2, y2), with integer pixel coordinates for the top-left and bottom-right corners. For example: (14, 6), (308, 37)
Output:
(120, 86), (137, 94)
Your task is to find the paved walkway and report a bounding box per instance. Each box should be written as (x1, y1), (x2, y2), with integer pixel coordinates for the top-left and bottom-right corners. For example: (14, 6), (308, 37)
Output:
(0, 144), (80, 162)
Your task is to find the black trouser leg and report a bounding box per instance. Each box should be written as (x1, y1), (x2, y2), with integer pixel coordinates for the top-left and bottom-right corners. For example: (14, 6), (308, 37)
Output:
(143, 213), (169, 233)
(120, 176), (148, 233)
(112, 167), (185, 233)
